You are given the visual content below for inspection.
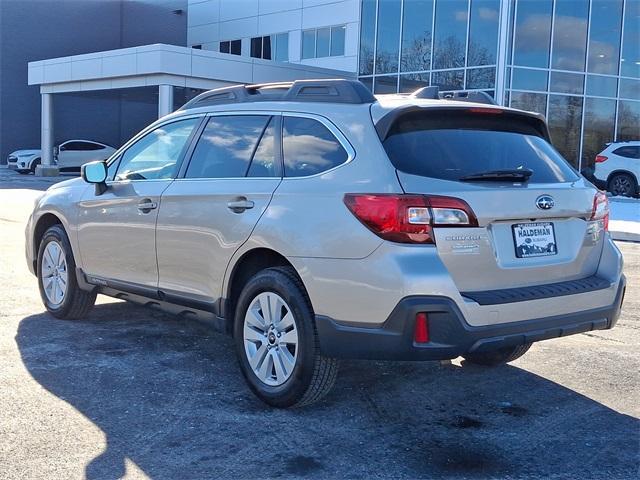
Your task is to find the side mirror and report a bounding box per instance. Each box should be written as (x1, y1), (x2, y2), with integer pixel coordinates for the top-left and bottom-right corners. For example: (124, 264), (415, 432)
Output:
(81, 161), (108, 195)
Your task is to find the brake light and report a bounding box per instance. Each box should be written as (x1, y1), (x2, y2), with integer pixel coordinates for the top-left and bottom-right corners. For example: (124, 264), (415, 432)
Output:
(590, 191), (609, 231)
(595, 155), (608, 163)
(343, 194), (478, 244)
(468, 107), (504, 115)
(414, 313), (430, 344)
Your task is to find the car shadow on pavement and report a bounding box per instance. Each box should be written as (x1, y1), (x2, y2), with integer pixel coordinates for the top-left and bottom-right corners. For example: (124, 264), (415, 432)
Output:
(16, 302), (639, 479)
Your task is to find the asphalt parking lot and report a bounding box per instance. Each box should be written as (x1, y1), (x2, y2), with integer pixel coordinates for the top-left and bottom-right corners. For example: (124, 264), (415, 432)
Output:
(1, 169), (638, 479)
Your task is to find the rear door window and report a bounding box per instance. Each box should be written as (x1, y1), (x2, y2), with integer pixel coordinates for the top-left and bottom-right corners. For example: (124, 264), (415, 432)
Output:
(383, 110), (579, 184)
(612, 146), (640, 159)
(282, 116), (349, 177)
(185, 115), (275, 178)
(61, 141), (103, 151)
(76, 142), (104, 151)
(247, 117), (279, 177)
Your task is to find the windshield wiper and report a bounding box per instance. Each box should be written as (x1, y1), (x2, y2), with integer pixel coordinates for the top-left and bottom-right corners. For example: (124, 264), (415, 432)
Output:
(459, 169), (533, 182)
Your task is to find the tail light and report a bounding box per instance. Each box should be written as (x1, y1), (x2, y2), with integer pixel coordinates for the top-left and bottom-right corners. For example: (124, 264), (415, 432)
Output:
(343, 194), (478, 244)
(590, 190), (609, 231)
(595, 155), (608, 163)
(414, 313), (430, 344)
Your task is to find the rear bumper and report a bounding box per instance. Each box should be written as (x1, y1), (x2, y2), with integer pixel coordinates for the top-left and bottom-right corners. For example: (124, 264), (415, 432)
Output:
(316, 275), (626, 360)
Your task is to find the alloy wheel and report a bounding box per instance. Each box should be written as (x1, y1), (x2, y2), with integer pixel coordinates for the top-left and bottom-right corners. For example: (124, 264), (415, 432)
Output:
(611, 176), (632, 196)
(41, 240), (68, 306)
(243, 291), (299, 386)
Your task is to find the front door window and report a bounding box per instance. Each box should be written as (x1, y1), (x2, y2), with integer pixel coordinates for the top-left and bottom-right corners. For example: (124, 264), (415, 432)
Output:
(115, 119), (199, 181)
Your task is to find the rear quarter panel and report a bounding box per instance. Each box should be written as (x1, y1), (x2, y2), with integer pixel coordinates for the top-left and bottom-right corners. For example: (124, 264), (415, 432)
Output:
(223, 105), (402, 305)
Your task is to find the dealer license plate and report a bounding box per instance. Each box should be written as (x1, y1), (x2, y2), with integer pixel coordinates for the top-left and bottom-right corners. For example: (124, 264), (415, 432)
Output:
(512, 222), (557, 258)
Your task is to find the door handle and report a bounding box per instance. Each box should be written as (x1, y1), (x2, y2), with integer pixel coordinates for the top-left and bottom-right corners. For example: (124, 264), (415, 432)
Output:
(227, 198), (255, 213)
(137, 199), (158, 213)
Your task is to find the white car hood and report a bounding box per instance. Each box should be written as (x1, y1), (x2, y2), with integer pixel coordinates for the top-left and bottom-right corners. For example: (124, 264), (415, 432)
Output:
(10, 149), (41, 156)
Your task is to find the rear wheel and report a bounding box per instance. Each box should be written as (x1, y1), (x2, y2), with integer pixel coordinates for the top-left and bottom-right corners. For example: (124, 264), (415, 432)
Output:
(17, 169), (29, 175)
(608, 173), (636, 197)
(37, 225), (96, 319)
(463, 343), (532, 366)
(234, 266), (338, 408)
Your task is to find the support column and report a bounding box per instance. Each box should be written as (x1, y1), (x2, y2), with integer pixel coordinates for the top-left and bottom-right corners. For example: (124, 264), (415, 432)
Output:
(158, 84), (174, 118)
(36, 92), (59, 176)
(494, 0), (512, 106)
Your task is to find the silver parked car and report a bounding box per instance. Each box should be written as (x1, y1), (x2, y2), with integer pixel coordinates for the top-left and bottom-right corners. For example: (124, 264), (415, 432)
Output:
(26, 80), (626, 407)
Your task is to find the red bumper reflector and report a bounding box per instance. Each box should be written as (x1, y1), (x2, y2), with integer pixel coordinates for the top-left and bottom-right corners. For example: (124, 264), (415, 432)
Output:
(414, 313), (429, 343)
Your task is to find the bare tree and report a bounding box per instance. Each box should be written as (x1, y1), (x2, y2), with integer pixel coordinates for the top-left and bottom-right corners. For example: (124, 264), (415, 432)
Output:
(401, 32), (432, 72)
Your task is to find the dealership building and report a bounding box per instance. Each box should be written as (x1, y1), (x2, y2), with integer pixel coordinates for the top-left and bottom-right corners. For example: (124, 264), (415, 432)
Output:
(2, 0), (638, 173)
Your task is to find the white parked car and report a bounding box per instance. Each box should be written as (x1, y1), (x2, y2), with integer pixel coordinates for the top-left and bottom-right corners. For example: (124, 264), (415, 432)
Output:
(7, 140), (116, 174)
(593, 141), (640, 197)
(6, 149), (42, 174)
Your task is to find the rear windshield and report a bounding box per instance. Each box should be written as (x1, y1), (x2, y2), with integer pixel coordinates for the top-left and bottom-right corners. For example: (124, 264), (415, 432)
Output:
(383, 111), (579, 184)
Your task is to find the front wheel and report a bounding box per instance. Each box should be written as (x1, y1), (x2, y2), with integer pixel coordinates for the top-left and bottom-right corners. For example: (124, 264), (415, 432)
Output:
(463, 343), (532, 366)
(234, 266), (338, 408)
(37, 225), (96, 319)
(30, 158), (41, 174)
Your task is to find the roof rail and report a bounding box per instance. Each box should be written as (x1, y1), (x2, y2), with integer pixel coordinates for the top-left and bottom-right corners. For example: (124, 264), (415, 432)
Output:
(181, 79), (375, 110)
(409, 86), (496, 105)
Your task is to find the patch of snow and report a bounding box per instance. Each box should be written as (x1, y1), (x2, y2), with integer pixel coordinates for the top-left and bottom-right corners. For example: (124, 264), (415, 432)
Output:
(608, 197), (639, 241)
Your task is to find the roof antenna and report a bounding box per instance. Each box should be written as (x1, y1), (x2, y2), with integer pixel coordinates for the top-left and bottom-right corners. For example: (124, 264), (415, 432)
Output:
(411, 86), (439, 99)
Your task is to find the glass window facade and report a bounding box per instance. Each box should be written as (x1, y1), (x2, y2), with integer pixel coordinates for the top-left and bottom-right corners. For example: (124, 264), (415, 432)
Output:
(551, 0), (589, 71)
(359, 0), (640, 172)
(513, 0), (553, 68)
(587, 0), (623, 75)
(620, 0), (640, 78)
(400, 0), (433, 72)
(375, 0), (401, 73)
(468, 0), (500, 66)
(432, 0), (467, 69)
(303, 26), (347, 59)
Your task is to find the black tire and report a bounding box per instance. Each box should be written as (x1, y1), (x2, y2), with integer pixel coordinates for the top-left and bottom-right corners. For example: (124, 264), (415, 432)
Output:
(608, 173), (636, 197)
(463, 343), (532, 366)
(233, 266), (339, 408)
(17, 169), (29, 175)
(37, 224), (96, 319)
(30, 158), (41, 174)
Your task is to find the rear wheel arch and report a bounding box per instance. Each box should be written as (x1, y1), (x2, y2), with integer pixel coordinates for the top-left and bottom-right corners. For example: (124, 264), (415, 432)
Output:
(225, 248), (304, 331)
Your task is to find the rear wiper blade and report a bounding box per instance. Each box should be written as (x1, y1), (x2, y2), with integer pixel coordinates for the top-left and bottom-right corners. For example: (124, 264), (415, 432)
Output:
(459, 169), (533, 182)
